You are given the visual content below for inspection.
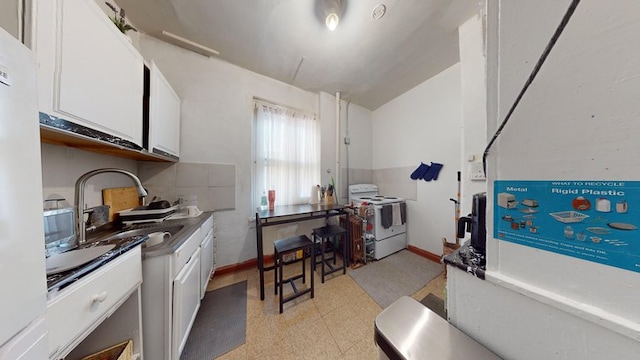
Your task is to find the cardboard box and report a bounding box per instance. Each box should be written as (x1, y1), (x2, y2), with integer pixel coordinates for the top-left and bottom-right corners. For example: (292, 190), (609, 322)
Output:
(81, 340), (132, 360)
(442, 238), (461, 277)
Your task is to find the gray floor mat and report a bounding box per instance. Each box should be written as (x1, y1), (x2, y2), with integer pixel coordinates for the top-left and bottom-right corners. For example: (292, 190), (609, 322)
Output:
(180, 280), (247, 360)
(420, 293), (446, 319)
(349, 250), (443, 309)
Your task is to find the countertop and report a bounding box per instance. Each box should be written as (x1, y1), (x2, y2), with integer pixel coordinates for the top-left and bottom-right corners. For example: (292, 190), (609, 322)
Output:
(442, 241), (487, 280)
(47, 236), (145, 292)
(46, 212), (213, 292)
(138, 211), (213, 258)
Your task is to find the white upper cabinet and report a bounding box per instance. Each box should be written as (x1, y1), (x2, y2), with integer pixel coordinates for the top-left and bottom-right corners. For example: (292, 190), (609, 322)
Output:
(149, 61), (181, 158)
(0, 0), (20, 39)
(33, 0), (144, 147)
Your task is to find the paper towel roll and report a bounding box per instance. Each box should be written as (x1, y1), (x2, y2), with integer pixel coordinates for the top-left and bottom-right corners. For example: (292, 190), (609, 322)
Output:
(310, 186), (319, 204)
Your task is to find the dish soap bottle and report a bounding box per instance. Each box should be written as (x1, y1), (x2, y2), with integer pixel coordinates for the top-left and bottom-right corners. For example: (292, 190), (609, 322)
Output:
(260, 191), (268, 211)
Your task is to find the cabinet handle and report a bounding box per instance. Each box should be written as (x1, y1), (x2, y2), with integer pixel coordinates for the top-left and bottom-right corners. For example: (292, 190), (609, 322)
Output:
(92, 291), (108, 303)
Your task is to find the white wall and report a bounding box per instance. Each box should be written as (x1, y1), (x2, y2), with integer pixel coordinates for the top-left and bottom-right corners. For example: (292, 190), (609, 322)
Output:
(373, 64), (463, 254)
(137, 34), (370, 266)
(449, 1), (640, 358)
(341, 100), (373, 171)
(459, 14), (488, 215)
(319, 92), (374, 203)
(341, 99), (374, 195)
(41, 143), (138, 210)
(448, 268), (640, 359)
(319, 92), (338, 193)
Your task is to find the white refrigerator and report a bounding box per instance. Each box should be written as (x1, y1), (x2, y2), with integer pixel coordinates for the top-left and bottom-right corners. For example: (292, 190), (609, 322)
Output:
(0, 28), (49, 359)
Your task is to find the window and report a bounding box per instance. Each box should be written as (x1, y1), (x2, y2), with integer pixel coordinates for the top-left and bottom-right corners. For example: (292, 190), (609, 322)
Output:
(253, 99), (320, 208)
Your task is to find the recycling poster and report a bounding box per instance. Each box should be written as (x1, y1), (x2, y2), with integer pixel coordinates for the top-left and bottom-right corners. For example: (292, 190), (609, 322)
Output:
(494, 180), (640, 273)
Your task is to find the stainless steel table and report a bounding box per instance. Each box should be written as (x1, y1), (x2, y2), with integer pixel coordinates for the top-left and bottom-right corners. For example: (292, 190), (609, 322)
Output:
(375, 296), (501, 359)
(255, 204), (351, 300)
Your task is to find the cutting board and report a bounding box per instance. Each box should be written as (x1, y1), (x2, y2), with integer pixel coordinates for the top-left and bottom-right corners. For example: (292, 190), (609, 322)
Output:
(102, 187), (142, 221)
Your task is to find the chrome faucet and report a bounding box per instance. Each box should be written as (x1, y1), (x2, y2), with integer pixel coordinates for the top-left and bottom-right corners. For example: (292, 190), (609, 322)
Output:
(74, 168), (148, 244)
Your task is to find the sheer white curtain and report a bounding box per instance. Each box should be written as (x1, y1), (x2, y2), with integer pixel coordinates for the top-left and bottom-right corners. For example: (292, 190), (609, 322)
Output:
(254, 100), (320, 207)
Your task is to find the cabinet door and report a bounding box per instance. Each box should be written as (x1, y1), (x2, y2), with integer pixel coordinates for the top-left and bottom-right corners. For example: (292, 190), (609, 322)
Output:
(212, 229), (217, 276)
(172, 247), (201, 359)
(173, 228), (201, 278)
(47, 247), (142, 359)
(149, 61), (180, 157)
(200, 230), (214, 299)
(0, 318), (47, 360)
(48, 0), (143, 145)
(0, 0), (19, 39)
(0, 29), (46, 347)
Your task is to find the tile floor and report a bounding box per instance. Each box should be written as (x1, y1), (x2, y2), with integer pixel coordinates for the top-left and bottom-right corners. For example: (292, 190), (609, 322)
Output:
(206, 257), (446, 360)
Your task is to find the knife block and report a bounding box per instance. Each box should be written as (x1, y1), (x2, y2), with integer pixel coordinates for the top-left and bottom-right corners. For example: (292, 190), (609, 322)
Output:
(325, 194), (334, 205)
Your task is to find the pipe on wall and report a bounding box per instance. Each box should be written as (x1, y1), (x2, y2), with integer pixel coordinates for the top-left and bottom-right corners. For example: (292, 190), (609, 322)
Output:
(335, 91), (341, 202)
(344, 100), (351, 193)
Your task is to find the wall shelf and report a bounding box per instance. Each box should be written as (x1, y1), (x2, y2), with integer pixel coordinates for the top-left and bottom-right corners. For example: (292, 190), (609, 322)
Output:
(40, 124), (177, 163)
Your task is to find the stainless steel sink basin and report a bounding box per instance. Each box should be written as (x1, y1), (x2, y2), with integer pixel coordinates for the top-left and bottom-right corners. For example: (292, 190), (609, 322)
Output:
(98, 224), (185, 243)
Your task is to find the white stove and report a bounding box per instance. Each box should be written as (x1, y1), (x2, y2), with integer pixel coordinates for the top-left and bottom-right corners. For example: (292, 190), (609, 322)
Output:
(348, 184), (407, 259)
(348, 184), (405, 205)
(352, 195), (405, 205)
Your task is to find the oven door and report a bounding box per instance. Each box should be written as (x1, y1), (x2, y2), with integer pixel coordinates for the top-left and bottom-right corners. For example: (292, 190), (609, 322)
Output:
(373, 203), (407, 240)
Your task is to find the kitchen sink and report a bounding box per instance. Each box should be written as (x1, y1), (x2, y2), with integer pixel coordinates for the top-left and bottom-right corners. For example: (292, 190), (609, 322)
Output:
(97, 224), (185, 243)
(49, 217), (200, 291)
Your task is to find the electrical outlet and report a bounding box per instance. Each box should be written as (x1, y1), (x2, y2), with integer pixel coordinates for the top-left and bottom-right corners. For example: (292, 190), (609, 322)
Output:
(469, 162), (486, 181)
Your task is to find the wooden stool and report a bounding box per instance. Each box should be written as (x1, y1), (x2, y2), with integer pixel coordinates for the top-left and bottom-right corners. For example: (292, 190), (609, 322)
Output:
(312, 224), (347, 283)
(274, 235), (315, 314)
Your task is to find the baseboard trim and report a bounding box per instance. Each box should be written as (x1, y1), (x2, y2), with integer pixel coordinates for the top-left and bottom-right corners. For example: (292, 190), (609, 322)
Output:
(215, 258), (257, 276)
(216, 247), (440, 276)
(407, 245), (442, 264)
(214, 255), (274, 276)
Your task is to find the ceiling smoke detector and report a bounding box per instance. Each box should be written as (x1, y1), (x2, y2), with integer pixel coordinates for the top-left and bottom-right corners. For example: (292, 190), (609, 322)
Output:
(372, 4), (386, 20)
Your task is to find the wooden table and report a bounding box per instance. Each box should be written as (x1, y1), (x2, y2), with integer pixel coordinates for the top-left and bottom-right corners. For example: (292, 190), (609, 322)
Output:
(255, 203), (351, 300)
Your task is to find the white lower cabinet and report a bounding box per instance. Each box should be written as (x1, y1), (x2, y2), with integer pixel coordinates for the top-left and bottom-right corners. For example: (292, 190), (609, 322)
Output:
(142, 227), (201, 360)
(172, 247), (201, 360)
(199, 231), (213, 298)
(199, 215), (215, 298)
(142, 214), (216, 360)
(46, 246), (143, 360)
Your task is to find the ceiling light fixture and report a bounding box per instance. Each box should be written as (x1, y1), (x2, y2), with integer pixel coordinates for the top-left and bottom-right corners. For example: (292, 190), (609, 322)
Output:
(322, 0), (342, 31)
(326, 12), (339, 31)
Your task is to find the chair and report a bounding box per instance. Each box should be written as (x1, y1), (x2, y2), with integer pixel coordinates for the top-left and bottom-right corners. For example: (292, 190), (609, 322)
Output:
(312, 224), (348, 283)
(273, 235), (315, 313)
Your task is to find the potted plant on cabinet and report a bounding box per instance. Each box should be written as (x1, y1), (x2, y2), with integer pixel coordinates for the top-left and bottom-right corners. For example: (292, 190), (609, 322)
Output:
(105, 2), (137, 34)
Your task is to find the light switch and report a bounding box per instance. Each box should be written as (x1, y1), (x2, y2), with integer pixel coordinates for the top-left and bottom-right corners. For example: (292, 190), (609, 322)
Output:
(469, 162), (486, 181)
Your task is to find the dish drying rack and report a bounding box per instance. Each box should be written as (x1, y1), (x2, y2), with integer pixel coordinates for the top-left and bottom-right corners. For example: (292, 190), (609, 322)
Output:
(549, 210), (589, 223)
